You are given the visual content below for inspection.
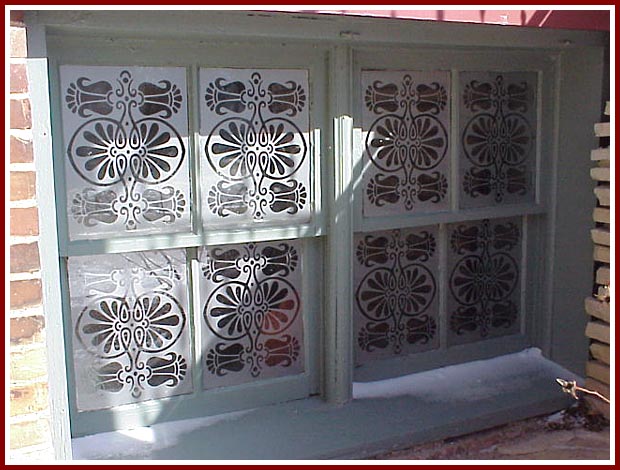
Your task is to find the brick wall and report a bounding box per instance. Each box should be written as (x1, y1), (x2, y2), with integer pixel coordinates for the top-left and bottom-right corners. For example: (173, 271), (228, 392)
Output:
(9, 12), (54, 461)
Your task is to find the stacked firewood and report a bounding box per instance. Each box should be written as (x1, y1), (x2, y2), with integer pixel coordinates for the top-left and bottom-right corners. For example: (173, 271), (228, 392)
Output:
(584, 101), (611, 417)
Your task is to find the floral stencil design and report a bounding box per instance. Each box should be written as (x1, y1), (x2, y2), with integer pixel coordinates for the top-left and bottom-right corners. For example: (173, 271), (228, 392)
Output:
(61, 66), (189, 239)
(68, 250), (191, 411)
(460, 72), (537, 207)
(199, 240), (304, 389)
(201, 69), (310, 227)
(362, 71), (450, 216)
(354, 227), (439, 363)
(447, 218), (521, 345)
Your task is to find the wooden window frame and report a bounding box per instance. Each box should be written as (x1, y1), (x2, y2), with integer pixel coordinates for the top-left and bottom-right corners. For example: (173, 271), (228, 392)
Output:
(25, 10), (607, 459)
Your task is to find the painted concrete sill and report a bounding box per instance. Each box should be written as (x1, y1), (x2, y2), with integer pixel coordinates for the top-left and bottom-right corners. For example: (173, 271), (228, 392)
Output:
(72, 348), (577, 461)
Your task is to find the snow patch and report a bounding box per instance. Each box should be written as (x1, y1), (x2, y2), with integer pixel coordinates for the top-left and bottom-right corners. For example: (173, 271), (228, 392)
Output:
(72, 348), (578, 460)
(72, 409), (252, 460)
(544, 410), (566, 425)
(353, 348), (573, 402)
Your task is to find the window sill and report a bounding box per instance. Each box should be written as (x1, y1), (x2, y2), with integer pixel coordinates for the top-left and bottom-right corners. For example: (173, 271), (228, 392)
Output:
(71, 348), (577, 460)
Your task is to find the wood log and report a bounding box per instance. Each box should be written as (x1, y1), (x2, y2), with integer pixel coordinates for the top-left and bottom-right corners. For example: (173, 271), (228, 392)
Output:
(590, 167), (610, 182)
(584, 297), (610, 322)
(593, 207), (610, 224)
(594, 186), (610, 206)
(590, 147), (610, 161)
(594, 122), (610, 137)
(596, 266), (610, 285)
(591, 227), (610, 246)
(585, 320), (610, 344)
(589, 341), (610, 364)
(584, 377), (610, 418)
(586, 360), (610, 385)
(593, 245), (610, 263)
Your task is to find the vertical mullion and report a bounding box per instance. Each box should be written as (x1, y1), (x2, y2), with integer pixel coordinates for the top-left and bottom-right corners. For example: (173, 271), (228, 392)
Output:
(443, 69), (458, 351)
(324, 45), (354, 404)
(302, 238), (321, 394)
(187, 247), (203, 397)
(535, 70), (544, 205)
(311, 61), (326, 235)
(438, 223), (449, 351)
(188, 64), (203, 237)
(188, 65), (204, 394)
(450, 69), (460, 213)
(520, 215), (529, 335)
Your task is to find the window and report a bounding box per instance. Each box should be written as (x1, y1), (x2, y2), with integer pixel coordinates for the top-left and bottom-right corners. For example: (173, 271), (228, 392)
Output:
(44, 30), (556, 435)
(68, 249), (191, 409)
(48, 35), (326, 436)
(351, 49), (553, 380)
(200, 68), (312, 226)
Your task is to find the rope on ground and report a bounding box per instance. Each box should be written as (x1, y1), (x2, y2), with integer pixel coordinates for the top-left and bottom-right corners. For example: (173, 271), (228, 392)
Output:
(556, 378), (611, 404)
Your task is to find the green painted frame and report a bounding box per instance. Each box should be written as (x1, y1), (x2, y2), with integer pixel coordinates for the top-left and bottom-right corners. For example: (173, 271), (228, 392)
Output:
(42, 32), (329, 438)
(349, 47), (557, 381)
(24, 10), (606, 459)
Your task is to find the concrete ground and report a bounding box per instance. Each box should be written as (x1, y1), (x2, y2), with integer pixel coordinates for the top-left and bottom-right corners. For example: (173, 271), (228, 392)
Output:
(370, 402), (611, 461)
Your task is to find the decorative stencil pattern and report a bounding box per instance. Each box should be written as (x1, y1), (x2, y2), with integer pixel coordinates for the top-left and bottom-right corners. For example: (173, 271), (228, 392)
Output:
(200, 69), (310, 227)
(199, 240), (304, 389)
(362, 71), (450, 216)
(68, 250), (191, 411)
(354, 226), (439, 364)
(447, 217), (521, 346)
(60, 66), (190, 239)
(460, 72), (537, 208)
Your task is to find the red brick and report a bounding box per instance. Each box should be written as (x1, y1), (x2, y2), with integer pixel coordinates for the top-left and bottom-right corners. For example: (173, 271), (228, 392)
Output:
(10, 99), (31, 129)
(10, 345), (48, 383)
(10, 207), (39, 236)
(10, 27), (27, 58)
(10, 382), (49, 416)
(10, 172), (36, 201)
(10, 279), (42, 310)
(10, 63), (28, 93)
(10, 418), (51, 450)
(10, 135), (33, 164)
(10, 315), (45, 344)
(10, 243), (41, 273)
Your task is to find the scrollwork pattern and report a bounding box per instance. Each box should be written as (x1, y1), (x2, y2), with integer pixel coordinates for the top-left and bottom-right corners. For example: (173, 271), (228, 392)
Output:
(448, 218), (521, 344)
(200, 240), (304, 388)
(362, 72), (450, 216)
(68, 250), (191, 410)
(460, 72), (536, 207)
(354, 227), (439, 363)
(61, 66), (189, 239)
(201, 69), (310, 226)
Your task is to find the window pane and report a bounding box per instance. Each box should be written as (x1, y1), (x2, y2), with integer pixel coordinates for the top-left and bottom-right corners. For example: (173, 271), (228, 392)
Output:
(361, 71), (451, 216)
(354, 226), (440, 364)
(67, 250), (192, 411)
(199, 240), (305, 389)
(459, 72), (537, 208)
(200, 69), (311, 227)
(60, 66), (191, 240)
(447, 217), (522, 345)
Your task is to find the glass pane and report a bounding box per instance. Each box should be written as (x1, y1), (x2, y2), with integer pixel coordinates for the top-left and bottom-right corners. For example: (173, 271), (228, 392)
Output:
(447, 217), (522, 346)
(354, 226), (440, 364)
(361, 71), (451, 216)
(60, 66), (191, 240)
(199, 240), (305, 389)
(200, 68), (311, 227)
(459, 72), (537, 208)
(67, 250), (192, 411)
